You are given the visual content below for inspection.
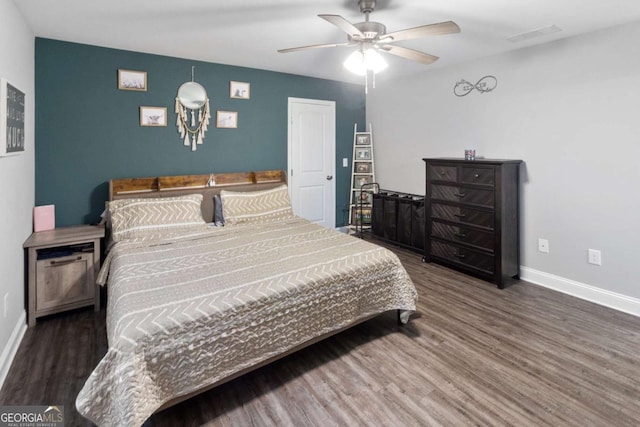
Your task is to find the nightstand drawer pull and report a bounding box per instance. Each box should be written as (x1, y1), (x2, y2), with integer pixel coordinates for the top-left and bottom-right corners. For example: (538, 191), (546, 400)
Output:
(50, 256), (83, 266)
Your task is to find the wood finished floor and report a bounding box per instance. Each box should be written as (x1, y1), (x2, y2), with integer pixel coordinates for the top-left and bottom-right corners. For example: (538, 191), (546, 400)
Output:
(2, 240), (640, 426)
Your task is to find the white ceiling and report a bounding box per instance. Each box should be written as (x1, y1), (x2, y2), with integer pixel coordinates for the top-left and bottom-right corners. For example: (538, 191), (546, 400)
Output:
(14, 0), (640, 84)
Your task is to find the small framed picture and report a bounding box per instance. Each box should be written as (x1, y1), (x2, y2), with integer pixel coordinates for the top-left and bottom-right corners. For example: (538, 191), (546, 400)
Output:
(355, 147), (371, 160)
(354, 190), (372, 205)
(0, 78), (25, 157)
(355, 162), (371, 174)
(356, 133), (370, 145)
(216, 111), (238, 128)
(139, 106), (167, 126)
(354, 175), (373, 189)
(351, 207), (372, 225)
(230, 81), (250, 99)
(118, 69), (147, 91)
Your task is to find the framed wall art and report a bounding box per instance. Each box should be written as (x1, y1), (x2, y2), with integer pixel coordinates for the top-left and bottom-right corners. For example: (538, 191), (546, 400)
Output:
(118, 69), (147, 91)
(216, 111), (238, 128)
(140, 106), (167, 126)
(0, 78), (25, 157)
(230, 81), (250, 99)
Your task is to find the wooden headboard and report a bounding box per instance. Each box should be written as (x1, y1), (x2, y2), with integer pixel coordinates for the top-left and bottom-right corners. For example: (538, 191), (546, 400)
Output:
(109, 170), (287, 222)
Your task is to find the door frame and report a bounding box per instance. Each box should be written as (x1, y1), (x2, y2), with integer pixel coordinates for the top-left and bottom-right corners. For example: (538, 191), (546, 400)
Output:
(287, 97), (336, 228)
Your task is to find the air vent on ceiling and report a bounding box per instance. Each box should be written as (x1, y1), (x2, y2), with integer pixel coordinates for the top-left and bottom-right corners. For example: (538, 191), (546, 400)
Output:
(507, 24), (562, 43)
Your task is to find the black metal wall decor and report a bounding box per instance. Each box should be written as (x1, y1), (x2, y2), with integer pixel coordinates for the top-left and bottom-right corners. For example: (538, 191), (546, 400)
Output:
(454, 75), (498, 97)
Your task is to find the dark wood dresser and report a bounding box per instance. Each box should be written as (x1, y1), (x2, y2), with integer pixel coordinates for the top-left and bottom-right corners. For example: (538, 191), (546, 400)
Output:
(423, 158), (523, 288)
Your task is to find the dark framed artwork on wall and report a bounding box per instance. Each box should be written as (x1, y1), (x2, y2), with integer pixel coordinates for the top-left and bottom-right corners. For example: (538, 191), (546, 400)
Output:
(1, 78), (25, 157)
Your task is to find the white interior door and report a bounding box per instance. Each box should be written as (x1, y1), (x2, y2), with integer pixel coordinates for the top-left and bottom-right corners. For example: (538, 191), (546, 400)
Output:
(288, 98), (336, 228)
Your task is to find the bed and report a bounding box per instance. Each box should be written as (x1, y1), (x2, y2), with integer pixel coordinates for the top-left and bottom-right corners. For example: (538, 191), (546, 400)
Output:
(76, 170), (418, 427)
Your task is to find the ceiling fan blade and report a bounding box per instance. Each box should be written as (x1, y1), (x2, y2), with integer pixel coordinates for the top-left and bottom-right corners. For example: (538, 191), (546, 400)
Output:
(278, 42), (353, 54)
(318, 14), (365, 38)
(383, 21), (460, 42)
(380, 45), (439, 65)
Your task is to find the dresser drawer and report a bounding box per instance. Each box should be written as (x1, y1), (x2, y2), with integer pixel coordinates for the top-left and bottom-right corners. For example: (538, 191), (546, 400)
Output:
(431, 185), (494, 208)
(431, 221), (494, 251)
(462, 167), (494, 186)
(431, 240), (495, 274)
(428, 165), (457, 183)
(431, 203), (494, 229)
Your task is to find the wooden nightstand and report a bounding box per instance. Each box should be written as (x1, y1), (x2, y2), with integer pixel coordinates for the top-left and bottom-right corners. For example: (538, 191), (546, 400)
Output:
(23, 225), (105, 327)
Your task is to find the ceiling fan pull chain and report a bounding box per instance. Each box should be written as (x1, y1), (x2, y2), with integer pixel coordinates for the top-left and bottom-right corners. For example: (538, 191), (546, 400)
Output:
(365, 71), (368, 95)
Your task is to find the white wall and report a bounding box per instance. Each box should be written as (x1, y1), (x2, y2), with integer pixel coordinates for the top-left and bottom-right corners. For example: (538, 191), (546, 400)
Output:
(368, 21), (640, 304)
(0, 1), (34, 386)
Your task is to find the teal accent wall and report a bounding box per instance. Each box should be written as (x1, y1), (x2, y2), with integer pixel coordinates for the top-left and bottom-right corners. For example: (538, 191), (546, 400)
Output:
(35, 38), (365, 227)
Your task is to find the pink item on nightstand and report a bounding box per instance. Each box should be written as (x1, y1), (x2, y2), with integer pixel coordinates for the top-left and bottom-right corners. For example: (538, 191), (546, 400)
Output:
(33, 205), (55, 232)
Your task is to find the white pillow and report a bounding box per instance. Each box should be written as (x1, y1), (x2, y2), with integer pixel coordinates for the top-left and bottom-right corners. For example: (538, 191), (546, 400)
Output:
(220, 185), (294, 226)
(108, 194), (207, 242)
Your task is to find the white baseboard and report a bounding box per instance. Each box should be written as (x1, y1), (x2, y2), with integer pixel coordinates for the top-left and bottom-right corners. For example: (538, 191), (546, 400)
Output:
(0, 310), (27, 390)
(520, 266), (640, 317)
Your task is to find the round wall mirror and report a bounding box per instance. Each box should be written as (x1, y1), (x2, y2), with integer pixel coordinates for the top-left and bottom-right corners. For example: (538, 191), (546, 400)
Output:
(177, 82), (207, 109)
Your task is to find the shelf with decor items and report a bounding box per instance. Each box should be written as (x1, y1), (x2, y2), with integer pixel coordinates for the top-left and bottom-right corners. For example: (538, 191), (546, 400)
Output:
(23, 225), (105, 327)
(348, 123), (376, 234)
(423, 158), (523, 288)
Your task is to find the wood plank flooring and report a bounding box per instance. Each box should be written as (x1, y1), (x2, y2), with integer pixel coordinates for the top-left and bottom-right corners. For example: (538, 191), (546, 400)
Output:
(1, 240), (639, 426)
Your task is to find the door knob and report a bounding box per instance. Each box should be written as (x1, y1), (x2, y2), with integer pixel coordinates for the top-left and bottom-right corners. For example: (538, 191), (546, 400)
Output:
(326, 175), (333, 181)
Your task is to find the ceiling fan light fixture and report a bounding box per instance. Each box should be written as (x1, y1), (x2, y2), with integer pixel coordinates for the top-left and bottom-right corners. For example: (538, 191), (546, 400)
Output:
(364, 49), (388, 73)
(343, 48), (388, 75)
(343, 50), (367, 75)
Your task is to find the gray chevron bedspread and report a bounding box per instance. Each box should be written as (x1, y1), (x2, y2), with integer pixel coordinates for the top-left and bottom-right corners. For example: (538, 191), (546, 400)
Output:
(76, 217), (417, 427)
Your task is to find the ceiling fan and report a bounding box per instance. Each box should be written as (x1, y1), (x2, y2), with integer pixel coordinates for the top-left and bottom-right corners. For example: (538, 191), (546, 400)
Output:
(278, 0), (460, 74)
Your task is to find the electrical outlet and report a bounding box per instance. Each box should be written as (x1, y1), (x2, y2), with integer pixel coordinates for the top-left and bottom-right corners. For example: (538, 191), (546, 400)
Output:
(538, 238), (549, 253)
(342, 158), (348, 167)
(588, 249), (602, 266)
(3, 293), (8, 318)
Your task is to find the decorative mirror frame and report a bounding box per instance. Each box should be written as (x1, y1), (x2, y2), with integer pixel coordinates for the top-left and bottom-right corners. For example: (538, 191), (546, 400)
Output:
(175, 67), (211, 151)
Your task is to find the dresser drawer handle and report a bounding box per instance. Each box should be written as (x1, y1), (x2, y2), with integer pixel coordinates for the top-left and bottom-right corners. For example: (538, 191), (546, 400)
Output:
(453, 253), (466, 259)
(474, 174), (480, 179)
(50, 256), (83, 266)
(454, 213), (466, 218)
(439, 169), (446, 175)
(454, 233), (467, 238)
(454, 193), (466, 197)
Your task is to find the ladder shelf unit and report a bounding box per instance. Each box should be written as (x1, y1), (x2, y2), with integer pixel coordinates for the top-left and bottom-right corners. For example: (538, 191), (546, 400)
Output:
(348, 123), (376, 234)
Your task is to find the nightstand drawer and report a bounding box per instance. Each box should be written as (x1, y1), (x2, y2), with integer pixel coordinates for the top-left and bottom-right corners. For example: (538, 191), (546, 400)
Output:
(431, 240), (495, 274)
(428, 165), (457, 183)
(35, 253), (95, 311)
(431, 203), (494, 229)
(431, 185), (494, 208)
(431, 221), (494, 251)
(462, 167), (495, 186)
